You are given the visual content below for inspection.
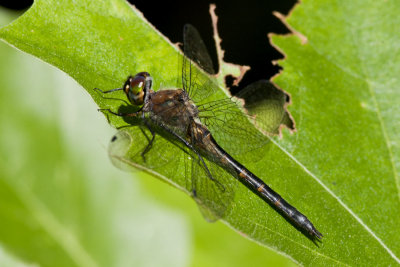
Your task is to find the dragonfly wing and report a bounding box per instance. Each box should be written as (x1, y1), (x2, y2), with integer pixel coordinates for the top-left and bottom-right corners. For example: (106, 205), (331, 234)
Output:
(185, 147), (235, 222)
(181, 26), (272, 157)
(182, 24), (218, 103)
(183, 24), (215, 75)
(197, 81), (293, 160)
(198, 96), (270, 160)
(200, 81), (294, 159)
(109, 128), (235, 221)
(109, 128), (187, 186)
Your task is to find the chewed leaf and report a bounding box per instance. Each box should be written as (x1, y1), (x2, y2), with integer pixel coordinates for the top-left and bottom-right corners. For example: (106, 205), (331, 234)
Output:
(1, 0), (400, 265)
(236, 80), (294, 134)
(270, 0), (400, 265)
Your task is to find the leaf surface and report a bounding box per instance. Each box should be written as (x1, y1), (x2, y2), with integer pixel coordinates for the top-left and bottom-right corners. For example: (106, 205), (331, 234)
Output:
(269, 0), (400, 265)
(1, 0), (399, 265)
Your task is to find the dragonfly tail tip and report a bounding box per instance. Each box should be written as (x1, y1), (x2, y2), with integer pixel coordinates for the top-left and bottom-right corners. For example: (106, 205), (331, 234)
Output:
(312, 228), (323, 240)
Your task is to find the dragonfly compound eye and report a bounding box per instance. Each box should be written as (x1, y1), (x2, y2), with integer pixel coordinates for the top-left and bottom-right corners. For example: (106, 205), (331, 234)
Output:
(125, 72), (151, 107)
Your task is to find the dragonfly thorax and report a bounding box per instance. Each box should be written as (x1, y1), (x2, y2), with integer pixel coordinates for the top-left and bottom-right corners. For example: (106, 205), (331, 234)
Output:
(145, 89), (199, 136)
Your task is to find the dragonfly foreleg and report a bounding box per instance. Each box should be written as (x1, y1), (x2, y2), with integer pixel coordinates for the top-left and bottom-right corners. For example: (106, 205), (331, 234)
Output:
(94, 87), (130, 105)
(94, 87), (123, 94)
(140, 122), (156, 162)
(98, 108), (139, 117)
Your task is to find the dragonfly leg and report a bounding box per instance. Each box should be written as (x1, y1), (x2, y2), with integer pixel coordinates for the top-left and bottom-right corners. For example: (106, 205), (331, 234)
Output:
(116, 124), (135, 130)
(188, 124), (226, 192)
(195, 152), (225, 191)
(140, 122), (156, 162)
(94, 87), (123, 94)
(94, 87), (130, 105)
(154, 120), (226, 191)
(191, 188), (197, 197)
(98, 108), (139, 117)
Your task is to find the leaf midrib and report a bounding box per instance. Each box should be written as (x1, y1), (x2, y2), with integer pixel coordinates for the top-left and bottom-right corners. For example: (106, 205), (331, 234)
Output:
(275, 33), (400, 261)
(302, 38), (400, 202)
(238, 216), (352, 266)
(271, 138), (400, 263)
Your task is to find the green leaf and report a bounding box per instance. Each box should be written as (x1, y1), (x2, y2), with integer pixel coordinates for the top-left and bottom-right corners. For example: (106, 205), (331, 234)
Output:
(268, 0), (400, 265)
(0, 4), (295, 267)
(0, 10), (193, 267)
(1, 0), (399, 265)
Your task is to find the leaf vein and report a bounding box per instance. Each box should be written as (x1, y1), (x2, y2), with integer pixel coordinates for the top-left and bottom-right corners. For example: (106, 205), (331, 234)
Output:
(307, 40), (400, 211)
(235, 217), (352, 266)
(270, 138), (400, 263)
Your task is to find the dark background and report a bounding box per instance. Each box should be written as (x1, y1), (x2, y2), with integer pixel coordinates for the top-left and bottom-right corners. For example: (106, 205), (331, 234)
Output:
(0, 0), (297, 93)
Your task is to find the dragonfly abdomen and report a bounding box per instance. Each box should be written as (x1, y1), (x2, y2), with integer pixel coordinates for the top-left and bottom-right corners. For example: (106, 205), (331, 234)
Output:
(239, 169), (322, 238)
(207, 134), (322, 239)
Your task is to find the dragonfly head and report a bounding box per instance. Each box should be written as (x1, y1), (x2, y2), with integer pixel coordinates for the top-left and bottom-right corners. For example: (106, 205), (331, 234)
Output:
(124, 72), (152, 108)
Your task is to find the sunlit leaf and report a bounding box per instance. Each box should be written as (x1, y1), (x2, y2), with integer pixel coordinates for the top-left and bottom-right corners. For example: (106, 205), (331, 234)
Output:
(1, 0), (399, 265)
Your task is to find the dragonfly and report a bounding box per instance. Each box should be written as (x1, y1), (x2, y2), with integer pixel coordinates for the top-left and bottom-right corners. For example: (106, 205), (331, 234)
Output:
(95, 24), (322, 239)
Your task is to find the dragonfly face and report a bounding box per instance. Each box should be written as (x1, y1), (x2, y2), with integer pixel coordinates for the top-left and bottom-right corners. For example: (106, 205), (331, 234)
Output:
(123, 71), (152, 108)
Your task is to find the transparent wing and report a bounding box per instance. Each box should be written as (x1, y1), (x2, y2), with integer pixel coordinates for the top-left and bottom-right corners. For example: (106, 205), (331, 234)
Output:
(180, 25), (271, 158)
(198, 80), (294, 158)
(184, 146), (235, 222)
(109, 128), (234, 221)
(109, 128), (182, 176)
(182, 24), (217, 103)
(183, 24), (215, 75)
(197, 96), (270, 159)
